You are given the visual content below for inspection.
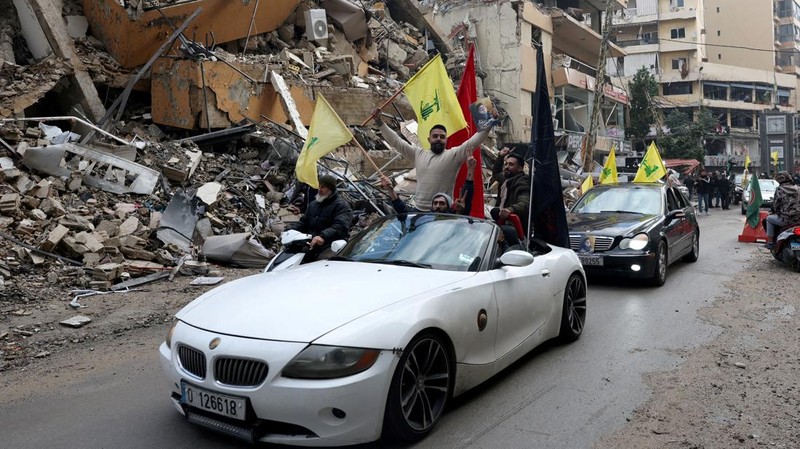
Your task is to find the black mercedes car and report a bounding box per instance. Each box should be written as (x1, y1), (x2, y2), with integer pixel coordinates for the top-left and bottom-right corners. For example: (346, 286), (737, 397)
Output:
(566, 183), (700, 286)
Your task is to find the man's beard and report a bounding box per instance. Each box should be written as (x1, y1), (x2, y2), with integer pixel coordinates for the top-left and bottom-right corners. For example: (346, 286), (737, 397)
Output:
(315, 192), (330, 203)
(431, 142), (445, 154)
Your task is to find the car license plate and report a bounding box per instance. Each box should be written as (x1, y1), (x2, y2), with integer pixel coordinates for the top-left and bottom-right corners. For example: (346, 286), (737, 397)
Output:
(181, 381), (246, 421)
(790, 241), (800, 250)
(578, 254), (603, 266)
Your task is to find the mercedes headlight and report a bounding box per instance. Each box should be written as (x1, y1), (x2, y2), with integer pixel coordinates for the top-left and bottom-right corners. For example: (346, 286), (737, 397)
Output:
(619, 233), (649, 250)
(282, 345), (380, 379)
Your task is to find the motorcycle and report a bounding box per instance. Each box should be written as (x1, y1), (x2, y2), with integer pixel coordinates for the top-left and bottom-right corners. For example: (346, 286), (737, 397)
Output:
(263, 230), (312, 273)
(767, 223), (800, 272)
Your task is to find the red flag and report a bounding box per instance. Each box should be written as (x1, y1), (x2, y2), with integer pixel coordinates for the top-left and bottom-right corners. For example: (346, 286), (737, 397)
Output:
(450, 44), (485, 218)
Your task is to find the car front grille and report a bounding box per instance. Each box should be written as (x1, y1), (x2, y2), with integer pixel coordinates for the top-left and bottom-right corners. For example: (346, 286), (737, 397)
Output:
(214, 357), (269, 387)
(569, 235), (615, 252)
(178, 345), (207, 379)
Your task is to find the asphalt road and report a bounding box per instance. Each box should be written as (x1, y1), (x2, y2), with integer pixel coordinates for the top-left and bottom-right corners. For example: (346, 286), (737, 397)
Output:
(0, 209), (754, 449)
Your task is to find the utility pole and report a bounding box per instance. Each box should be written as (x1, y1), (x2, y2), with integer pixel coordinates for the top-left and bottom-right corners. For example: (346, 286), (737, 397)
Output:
(582, 0), (616, 172)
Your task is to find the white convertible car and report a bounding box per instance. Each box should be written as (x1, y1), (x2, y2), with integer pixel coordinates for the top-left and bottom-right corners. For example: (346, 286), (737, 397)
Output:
(160, 213), (587, 446)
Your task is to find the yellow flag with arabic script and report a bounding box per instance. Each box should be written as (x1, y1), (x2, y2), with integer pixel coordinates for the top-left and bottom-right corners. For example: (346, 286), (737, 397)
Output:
(744, 153), (751, 169)
(771, 151), (779, 163)
(633, 142), (667, 183)
(580, 175), (594, 194)
(403, 54), (467, 149)
(295, 95), (353, 189)
(599, 146), (618, 184)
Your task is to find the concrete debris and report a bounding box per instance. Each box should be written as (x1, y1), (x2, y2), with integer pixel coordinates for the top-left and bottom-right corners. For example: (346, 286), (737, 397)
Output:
(59, 315), (92, 328)
(190, 276), (224, 286)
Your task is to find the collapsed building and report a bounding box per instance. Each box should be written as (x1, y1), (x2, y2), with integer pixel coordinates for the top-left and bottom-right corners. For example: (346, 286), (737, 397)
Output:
(0, 0), (630, 298)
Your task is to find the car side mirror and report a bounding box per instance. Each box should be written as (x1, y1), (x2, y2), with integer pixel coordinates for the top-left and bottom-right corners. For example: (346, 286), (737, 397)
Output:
(499, 250), (534, 267)
(666, 209), (686, 220)
(330, 240), (347, 253)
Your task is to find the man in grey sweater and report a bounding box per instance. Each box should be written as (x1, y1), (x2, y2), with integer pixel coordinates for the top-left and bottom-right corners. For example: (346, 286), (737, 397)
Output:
(372, 108), (493, 210)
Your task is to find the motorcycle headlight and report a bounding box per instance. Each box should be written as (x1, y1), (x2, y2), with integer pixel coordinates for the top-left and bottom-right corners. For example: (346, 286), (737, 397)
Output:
(165, 319), (178, 349)
(619, 233), (649, 250)
(282, 345), (381, 379)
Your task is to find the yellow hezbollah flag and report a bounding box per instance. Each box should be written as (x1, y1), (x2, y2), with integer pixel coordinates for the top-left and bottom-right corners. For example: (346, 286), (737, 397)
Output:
(295, 95), (353, 189)
(599, 146), (618, 184)
(403, 54), (467, 149)
(633, 142), (667, 183)
(581, 175), (593, 194)
(744, 153), (751, 169)
(771, 151), (779, 164)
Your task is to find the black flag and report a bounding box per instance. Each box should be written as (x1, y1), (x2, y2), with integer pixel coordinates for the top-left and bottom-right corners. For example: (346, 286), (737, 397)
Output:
(529, 43), (569, 248)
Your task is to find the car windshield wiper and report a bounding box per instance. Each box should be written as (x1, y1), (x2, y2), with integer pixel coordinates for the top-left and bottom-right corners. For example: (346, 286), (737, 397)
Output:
(378, 259), (432, 269)
(602, 210), (645, 214)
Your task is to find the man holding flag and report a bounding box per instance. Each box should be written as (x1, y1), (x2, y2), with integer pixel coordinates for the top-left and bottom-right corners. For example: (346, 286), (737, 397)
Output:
(292, 94), (354, 260)
(369, 54), (495, 211)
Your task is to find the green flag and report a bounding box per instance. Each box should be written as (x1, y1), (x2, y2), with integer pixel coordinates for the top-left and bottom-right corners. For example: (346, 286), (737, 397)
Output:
(745, 172), (763, 228)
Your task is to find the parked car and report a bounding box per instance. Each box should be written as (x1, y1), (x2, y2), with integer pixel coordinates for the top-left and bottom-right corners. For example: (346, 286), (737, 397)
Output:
(741, 178), (780, 215)
(732, 173), (745, 205)
(566, 183), (700, 286)
(160, 213), (587, 446)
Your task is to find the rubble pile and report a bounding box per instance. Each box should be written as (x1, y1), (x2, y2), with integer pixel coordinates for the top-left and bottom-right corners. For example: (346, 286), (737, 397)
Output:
(0, 0), (495, 306)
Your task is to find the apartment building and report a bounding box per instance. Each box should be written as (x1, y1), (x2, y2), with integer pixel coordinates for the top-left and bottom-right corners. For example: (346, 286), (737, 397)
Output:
(428, 0), (630, 158)
(613, 0), (797, 173)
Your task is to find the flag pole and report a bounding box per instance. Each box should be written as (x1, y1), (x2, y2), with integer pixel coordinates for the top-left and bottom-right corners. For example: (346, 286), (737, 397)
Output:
(348, 136), (385, 178)
(360, 87), (406, 126)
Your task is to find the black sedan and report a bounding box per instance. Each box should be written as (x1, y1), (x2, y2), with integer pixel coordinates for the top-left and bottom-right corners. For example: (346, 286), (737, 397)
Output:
(566, 183), (700, 286)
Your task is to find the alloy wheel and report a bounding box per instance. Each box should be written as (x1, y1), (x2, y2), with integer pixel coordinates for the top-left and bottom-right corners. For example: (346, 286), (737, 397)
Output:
(399, 338), (450, 431)
(564, 275), (586, 336)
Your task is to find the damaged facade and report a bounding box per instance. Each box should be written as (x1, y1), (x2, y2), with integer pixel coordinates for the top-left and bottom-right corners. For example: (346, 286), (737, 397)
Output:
(0, 0), (635, 345)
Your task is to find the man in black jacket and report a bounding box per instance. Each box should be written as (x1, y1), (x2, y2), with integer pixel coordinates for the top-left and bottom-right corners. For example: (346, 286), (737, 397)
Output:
(290, 175), (353, 261)
(491, 148), (531, 237)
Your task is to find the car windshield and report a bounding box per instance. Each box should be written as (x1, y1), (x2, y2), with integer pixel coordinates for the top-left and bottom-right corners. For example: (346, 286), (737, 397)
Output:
(759, 179), (779, 192)
(571, 186), (663, 215)
(338, 214), (495, 272)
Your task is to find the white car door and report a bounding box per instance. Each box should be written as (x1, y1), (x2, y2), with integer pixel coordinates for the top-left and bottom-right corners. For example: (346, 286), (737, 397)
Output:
(490, 251), (555, 358)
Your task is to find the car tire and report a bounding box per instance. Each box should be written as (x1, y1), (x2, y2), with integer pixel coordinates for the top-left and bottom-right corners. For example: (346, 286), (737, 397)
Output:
(649, 241), (668, 287)
(383, 332), (452, 443)
(558, 273), (587, 343)
(683, 231), (699, 263)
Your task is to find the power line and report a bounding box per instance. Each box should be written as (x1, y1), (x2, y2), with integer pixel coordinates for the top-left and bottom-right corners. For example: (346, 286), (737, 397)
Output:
(657, 37), (779, 54)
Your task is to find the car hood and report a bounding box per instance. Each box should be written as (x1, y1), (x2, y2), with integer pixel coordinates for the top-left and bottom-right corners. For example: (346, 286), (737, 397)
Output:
(567, 212), (661, 236)
(176, 261), (473, 342)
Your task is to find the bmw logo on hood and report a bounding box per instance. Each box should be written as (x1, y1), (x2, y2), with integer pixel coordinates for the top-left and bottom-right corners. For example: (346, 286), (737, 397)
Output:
(209, 338), (221, 350)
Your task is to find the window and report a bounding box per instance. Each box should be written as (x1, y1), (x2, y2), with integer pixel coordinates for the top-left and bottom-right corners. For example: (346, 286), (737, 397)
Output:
(670, 28), (686, 39)
(703, 83), (727, 100)
(717, 30), (720, 36)
(718, 54), (721, 59)
(662, 82), (692, 95)
(671, 58), (687, 70)
(730, 110), (754, 128)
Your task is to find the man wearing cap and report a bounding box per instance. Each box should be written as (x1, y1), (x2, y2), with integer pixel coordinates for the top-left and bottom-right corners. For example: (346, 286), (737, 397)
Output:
(371, 109), (493, 211)
(289, 175), (353, 261)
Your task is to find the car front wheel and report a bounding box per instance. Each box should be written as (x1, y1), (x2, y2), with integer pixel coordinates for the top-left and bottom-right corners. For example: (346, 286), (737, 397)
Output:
(383, 332), (452, 442)
(558, 273), (587, 342)
(650, 241), (668, 286)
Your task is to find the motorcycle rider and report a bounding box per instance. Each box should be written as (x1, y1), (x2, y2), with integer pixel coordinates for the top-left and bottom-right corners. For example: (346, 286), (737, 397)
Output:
(765, 171), (800, 249)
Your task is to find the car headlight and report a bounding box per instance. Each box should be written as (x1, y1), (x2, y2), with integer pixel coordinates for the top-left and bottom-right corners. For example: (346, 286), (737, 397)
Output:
(165, 319), (178, 349)
(619, 233), (649, 250)
(282, 345), (380, 379)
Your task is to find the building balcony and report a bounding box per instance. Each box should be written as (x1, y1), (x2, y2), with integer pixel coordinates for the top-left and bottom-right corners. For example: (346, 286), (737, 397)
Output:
(551, 10), (626, 62)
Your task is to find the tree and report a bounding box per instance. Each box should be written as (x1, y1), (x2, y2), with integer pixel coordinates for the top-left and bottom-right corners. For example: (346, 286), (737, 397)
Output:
(626, 67), (658, 144)
(659, 109), (715, 161)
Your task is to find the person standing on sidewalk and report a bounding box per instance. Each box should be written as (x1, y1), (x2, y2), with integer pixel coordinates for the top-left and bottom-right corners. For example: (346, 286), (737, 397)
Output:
(696, 169), (712, 215)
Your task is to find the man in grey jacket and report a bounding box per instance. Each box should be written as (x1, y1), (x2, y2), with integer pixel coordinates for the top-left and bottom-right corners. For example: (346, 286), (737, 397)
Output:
(371, 108), (493, 210)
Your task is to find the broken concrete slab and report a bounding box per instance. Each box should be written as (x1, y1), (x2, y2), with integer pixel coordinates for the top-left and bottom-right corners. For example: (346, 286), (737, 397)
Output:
(190, 276), (224, 286)
(156, 192), (199, 252)
(201, 233), (275, 268)
(22, 143), (160, 195)
(196, 181), (223, 205)
(59, 315), (91, 328)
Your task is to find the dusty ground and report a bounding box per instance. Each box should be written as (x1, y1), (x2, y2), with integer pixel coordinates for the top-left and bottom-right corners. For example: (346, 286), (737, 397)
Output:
(597, 247), (800, 449)
(1, 248), (799, 448)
